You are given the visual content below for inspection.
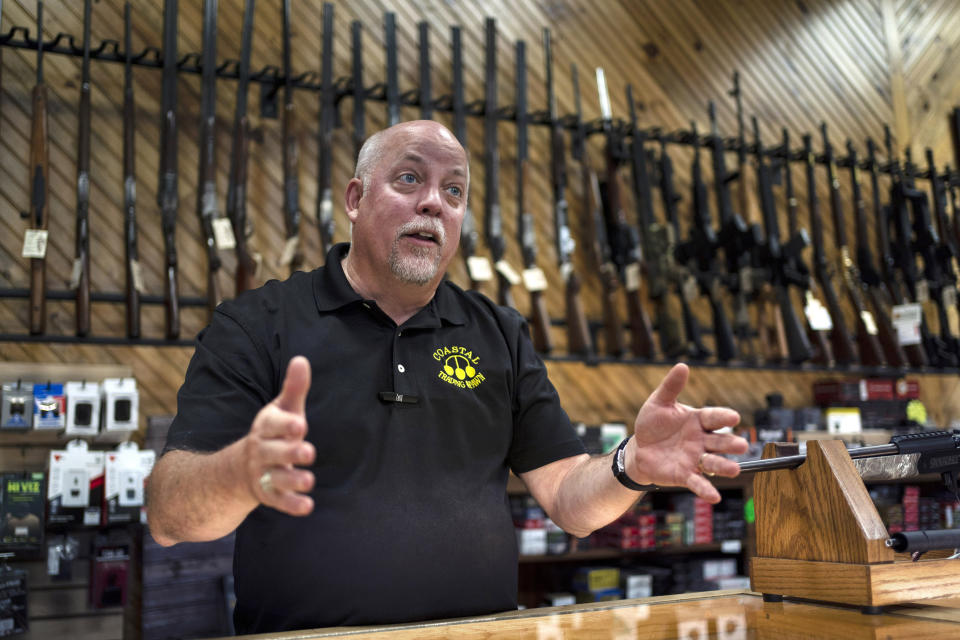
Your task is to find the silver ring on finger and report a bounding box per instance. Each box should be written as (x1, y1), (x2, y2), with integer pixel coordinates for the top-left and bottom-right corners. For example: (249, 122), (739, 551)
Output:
(259, 470), (274, 494)
(698, 452), (716, 477)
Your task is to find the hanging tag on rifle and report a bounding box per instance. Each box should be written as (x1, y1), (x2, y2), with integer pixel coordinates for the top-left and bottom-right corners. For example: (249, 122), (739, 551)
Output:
(69, 259), (83, 290)
(21, 230), (48, 259)
(495, 260), (522, 286)
(916, 280), (930, 303)
(804, 292), (833, 331)
(624, 263), (641, 292)
(681, 275), (698, 302)
(467, 256), (493, 282)
(212, 218), (236, 250)
(522, 267), (547, 292)
(891, 303), (922, 346)
(130, 260), (145, 294)
(278, 236), (300, 267)
(560, 262), (574, 284)
(860, 310), (879, 335)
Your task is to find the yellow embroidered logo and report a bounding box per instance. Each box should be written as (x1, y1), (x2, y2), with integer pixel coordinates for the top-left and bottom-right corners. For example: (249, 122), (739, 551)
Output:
(433, 345), (486, 390)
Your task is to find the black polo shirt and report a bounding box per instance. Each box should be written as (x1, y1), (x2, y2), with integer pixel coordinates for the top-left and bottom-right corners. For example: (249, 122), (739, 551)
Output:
(164, 243), (585, 633)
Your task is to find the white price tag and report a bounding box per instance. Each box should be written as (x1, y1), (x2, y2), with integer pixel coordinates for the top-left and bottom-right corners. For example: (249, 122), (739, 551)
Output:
(22, 229), (48, 259)
(212, 218), (236, 250)
(130, 259), (145, 294)
(278, 236), (300, 267)
(916, 280), (930, 303)
(624, 262), (641, 292)
(521, 267), (547, 292)
(860, 310), (878, 335)
(892, 303), (922, 346)
(83, 508), (100, 526)
(804, 293), (833, 331)
(560, 262), (574, 283)
(682, 275), (698, 302)
(69, 258), (83, 290)
(720, 539), (742, 554)
(466, 256), (493, 282)
(495, 259), (522, 286)
(253, 252), (264, 279)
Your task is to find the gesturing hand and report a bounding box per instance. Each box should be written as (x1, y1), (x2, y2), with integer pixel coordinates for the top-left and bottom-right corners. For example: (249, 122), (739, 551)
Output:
(244, 356), (316, 516)
(626, 363), (747, 503)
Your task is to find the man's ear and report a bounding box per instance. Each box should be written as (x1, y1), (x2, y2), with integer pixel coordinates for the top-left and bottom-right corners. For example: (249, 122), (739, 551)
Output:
(344, 178), (363, 223)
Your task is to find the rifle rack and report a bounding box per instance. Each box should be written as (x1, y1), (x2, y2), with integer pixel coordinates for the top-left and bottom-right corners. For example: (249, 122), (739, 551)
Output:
(750, 439), (960, 612)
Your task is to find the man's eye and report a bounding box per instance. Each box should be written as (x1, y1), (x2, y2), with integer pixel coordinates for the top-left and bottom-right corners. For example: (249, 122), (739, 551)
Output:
(447, 185), (462, 197)
(399, 173), (417, 184)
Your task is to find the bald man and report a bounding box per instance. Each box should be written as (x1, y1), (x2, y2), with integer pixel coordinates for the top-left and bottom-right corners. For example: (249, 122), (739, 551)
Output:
(146, 120), (747, 634)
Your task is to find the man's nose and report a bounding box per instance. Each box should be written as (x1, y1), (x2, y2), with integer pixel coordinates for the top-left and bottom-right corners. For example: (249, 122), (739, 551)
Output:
(417, 184), (443, 216)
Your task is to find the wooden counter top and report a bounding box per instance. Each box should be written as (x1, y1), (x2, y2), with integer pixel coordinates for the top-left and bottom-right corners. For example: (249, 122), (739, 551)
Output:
(217, 589), (960, 639)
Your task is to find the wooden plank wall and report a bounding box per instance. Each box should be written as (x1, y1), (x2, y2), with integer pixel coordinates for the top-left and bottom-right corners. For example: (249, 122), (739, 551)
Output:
(2, 0), (960, 433)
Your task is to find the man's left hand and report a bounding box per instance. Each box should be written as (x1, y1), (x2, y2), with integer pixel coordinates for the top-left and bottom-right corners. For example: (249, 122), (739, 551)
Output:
(625, 363), (748, 503)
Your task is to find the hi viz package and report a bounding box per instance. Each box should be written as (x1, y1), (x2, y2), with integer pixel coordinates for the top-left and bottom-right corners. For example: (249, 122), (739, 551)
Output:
(103, 442), (154, 525)
(47, 440), (104, 527)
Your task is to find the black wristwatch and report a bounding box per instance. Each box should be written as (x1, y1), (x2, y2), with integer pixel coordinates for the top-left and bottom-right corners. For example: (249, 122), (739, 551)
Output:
(611, 436), (659, 491)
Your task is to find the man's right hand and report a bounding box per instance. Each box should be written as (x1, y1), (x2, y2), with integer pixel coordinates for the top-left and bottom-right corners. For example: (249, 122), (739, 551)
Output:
(243, 355), (316, 516)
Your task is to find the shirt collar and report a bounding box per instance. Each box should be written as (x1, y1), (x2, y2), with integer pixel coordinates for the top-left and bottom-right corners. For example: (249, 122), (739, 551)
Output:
(313, 242), (466, 327)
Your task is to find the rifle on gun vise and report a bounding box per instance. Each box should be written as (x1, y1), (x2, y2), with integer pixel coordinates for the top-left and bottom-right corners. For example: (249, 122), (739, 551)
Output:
(571, 64), (624, 357)
(781, 128), (833, 365)
(196, 0), (223, 317)
(281, 0), (303, 276)
(227, 0), (257, 293)
(708, 101), (756, 362)
(624, 87), (694, 359)
(451, 26), (489, 292)
(903, 148), (960, 366)
(804, 133), (858, 365)
(822, 124), (886, 366)
(543, 29), (591, 357)
(122, 2), (140, 339)
(385, 12), (400, 126)
(514, 40), (552, 353)
(315, 2), (336, 258)
(73, 0), (93, 336)
(679, 122), (738, 362)
(484, 18), (516, 309)
(158, 0), (180, 339)
(351, 20), (365, 160)
(752, 118), (812, 364)
(27, 1), (49, 335)
(849, 140), (907, 368)
(596, 69), (656, 360)
(869, 136), (928, 367)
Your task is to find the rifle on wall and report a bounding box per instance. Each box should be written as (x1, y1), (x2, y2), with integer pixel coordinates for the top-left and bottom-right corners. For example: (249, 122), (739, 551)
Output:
(28, 1), (49, 335)
(867, 137), (926, 367)
(227, 0), (257, 294)
(571, 64), (623, 357)
(451, 25), (489, 291)
(544, 29), (591, 357)
(315, 2), (336, 258)
(418, 22), (432, 120)
(485, 18), (516, 308)
(624, 87), (692, 359)
(385, 12), (400, 126)
(927, 149), (960, 353)
(351, 20), (365, 160)
(597, 68), (656, 359)
(680, 122), (738, 362)
(804, 133), (857, 365)
(709, 101), (756, 362)
(73, 0), (92, 336)
(281, 0), (303, 276)
(122, 2), (140, 339)
(822, 124), (885, 366)
(515, 40), (552, 353)
(196, 0), (222, 317)
(849, 139), (907, 367)
(782, 128), (833, 365)
(158, 0), (180, 339)
(753, 117), (812, 364)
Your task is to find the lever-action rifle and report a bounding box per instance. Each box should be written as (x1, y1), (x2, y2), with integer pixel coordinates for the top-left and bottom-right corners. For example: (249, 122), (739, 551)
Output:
(158, 0), (180, 339)
(74, 0), (93, 336)
(596, 68), (656, 359)
(227, 0), (258, 293)
(544, 29), (590, 357)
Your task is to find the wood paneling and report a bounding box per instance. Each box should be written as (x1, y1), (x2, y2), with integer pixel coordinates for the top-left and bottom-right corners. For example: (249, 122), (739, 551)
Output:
(2, 0), (960, 434)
